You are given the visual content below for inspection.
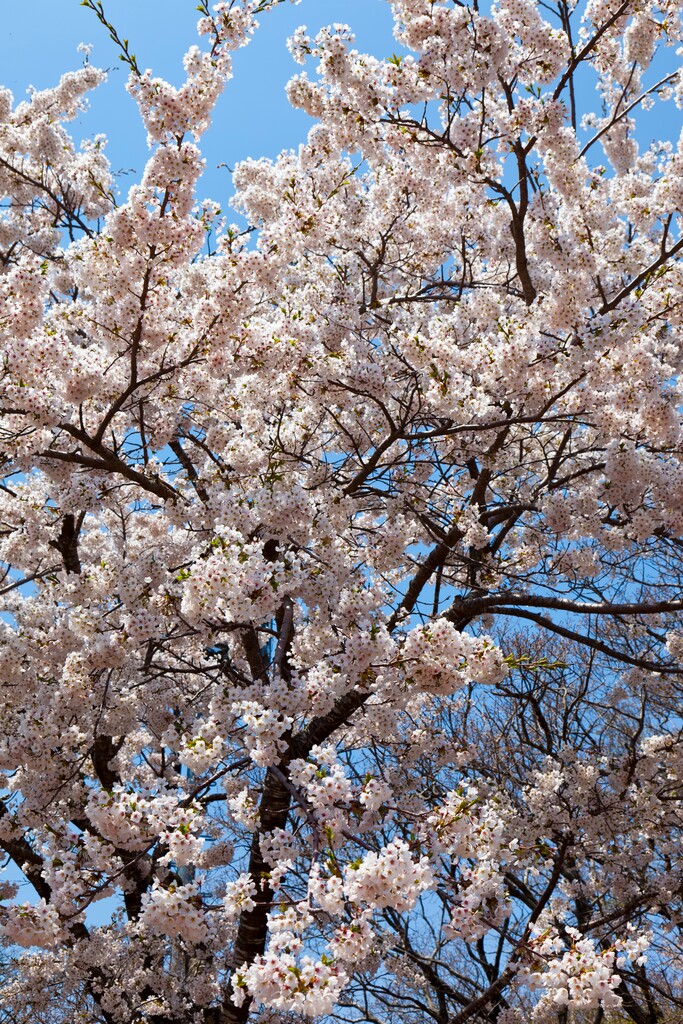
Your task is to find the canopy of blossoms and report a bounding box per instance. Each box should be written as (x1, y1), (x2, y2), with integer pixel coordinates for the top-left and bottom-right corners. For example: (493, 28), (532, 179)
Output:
(1, 0), (683, 1022)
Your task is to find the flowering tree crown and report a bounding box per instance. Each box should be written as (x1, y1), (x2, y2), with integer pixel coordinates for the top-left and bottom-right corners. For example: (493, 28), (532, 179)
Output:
(1, 0), (683, 1022)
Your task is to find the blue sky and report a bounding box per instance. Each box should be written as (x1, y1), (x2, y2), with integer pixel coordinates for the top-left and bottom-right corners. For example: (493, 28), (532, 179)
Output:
(0, 0), (396, 206)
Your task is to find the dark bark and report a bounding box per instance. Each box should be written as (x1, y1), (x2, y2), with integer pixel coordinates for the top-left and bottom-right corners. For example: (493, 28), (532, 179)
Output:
(49, 512), (83, 574)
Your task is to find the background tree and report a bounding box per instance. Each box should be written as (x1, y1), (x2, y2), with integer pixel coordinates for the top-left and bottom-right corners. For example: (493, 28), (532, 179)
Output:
(1, 0), (683, 1022)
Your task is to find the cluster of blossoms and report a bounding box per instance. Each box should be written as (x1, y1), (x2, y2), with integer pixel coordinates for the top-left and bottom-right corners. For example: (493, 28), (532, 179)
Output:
(234, 701), (293, 767)
(223, 874), (258, 918)
(86, 787), (204, 865)
(524, 927), (647, 1015)
(139, 881), (210, 944)
(232, 950), (348, 1017)
(401, 619), (508, 693)
(230, 905), (354, 1016)
(0, 899), (65, 949)
(426, 787), (514, 939)
(341, 839), (434, 912)
(288, 752), (355, 834)
(444, 860), (510, 942)
(179, 529), (304, 627)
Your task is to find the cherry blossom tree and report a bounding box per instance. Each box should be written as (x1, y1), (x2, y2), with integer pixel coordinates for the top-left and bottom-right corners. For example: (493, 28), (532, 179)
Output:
(2, 0), (683, 1021)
